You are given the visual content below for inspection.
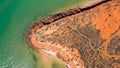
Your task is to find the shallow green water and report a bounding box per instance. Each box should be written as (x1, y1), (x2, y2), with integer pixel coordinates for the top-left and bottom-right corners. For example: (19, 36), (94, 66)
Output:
(0, 0), (89, 68)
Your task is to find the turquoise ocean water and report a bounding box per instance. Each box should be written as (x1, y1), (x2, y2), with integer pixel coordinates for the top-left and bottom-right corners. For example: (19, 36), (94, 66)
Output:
(0, 0), (89, 68)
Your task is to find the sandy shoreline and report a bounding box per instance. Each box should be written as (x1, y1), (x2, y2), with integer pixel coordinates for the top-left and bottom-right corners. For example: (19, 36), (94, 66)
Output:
(28, 0), (120, 68)
(28, 26), (85, 68)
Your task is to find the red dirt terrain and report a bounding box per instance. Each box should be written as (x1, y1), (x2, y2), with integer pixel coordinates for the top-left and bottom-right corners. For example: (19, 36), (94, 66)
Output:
(28, 0), (120, 68)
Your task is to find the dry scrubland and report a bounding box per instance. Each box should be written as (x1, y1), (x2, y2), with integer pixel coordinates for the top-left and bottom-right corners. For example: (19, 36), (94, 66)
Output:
(28, 0), (120, 68)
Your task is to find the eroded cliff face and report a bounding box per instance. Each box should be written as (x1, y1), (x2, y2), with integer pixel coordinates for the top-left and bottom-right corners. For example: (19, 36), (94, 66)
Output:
(29, 0), (120, 68)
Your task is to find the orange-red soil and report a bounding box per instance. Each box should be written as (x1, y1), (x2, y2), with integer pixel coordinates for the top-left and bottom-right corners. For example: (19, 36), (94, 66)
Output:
(28, 0), (120, 68)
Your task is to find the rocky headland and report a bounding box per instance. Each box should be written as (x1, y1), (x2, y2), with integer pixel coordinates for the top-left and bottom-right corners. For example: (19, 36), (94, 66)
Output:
(28, 0), (120, 68)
